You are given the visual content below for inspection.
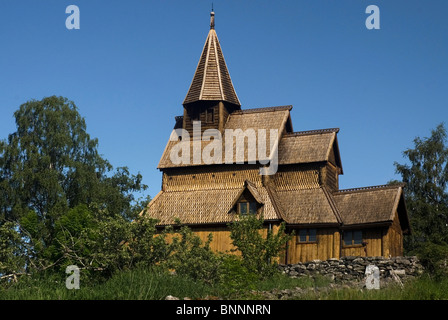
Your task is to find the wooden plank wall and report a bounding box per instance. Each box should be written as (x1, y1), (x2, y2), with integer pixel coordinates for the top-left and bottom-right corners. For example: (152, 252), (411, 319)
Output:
(286, 228), (340, 263)
(384, 211), (404, 257)
(321, 163), (339, 192)
(165, 224), (283, 255)
(340, 228), (383, 257)
(163, 223), (402, 263)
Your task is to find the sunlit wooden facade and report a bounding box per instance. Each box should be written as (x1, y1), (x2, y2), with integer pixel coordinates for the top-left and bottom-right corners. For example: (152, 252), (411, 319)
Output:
(143, 11), (410, 263)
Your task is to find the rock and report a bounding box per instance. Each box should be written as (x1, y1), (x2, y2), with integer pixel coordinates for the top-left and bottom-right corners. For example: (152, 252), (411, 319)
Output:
(278, 256), (423, 286)
(307, 263), (316, 270)
(289, 270), (299, 277)
(165, 295), (179, 300)
(392, 269), (406, 276)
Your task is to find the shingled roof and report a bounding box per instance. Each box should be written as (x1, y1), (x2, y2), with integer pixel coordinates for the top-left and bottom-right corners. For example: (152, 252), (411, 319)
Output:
(272, 186), (342, 226)
(278, 129), (343, 172)
(183, 11), (240, 107)
(157, 106), (292, 169)
(145, 180), (282, 226)
(332, 184), (410, 233)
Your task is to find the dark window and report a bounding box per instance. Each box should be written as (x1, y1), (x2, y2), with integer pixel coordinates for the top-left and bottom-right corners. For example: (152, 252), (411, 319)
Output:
(206, 108), (214, 123)
(238, 202), (257, 215)
(239, 202), (247, 215)
(344, 231), (352, 246)
(353, 230), (363, 245)
(298, 229), (317, 243)
(299, 229), (307, 242)
(343, 230), (363, 246)
(309, 228), (317, 242)
(249, 202), (257, 214)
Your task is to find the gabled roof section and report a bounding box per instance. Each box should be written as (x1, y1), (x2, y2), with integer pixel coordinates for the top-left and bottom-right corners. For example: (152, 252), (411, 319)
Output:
(143, 182), (281, 226)
(229, 180), (264, 210)
(274, 187), (341, 226)
(332, 184), (410, 233)
(157, 106), (291, 169)
(277, 128), (343, 172)
(183, 11), (240, 107)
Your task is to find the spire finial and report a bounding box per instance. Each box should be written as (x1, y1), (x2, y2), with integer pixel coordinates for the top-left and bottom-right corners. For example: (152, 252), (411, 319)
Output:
(210, 6), (215, 29)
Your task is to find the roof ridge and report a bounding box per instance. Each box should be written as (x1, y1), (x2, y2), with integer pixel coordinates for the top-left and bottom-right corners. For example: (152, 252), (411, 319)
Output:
(284, 128), (340, 137)
(335, 184), (405, 194)
(231, 105), (293, 114)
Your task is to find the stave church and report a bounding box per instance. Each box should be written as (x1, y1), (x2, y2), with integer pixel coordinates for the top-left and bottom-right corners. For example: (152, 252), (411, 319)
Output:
(143, 11), (410, 263)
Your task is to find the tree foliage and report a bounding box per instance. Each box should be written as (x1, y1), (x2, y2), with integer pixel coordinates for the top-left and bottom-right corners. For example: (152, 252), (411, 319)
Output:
(0, 96), (149, 279)
(0, 96), (293, 288)
(229, 215), (292, 278)
(394, 123), (448, 252)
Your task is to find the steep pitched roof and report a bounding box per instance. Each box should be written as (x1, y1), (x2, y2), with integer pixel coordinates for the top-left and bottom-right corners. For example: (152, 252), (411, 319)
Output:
(278, 129), (343, 172)
(157, 106), (291, 169)
(183, 11), (240, 107)
(273, 187), (342, 225)
(332, 184), (410, 233)
(144, 181), (281, 226)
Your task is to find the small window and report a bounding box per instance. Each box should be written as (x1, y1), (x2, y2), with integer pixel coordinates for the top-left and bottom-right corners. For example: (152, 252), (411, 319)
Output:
(249, 202), (257, 215)
(299, 229), (307, 242)
(206, 108), (214, 123)
(309, 228), (317, 242)
(353, 230), (362, 245)
(238, 202), (257, 215)
(343, 230), (363, 246)
(297, 229), (317, 243)
(239, 202), (247, 215)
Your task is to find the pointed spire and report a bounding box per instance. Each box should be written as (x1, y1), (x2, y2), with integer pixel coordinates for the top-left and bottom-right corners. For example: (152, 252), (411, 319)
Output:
(183, 11), (241, 107)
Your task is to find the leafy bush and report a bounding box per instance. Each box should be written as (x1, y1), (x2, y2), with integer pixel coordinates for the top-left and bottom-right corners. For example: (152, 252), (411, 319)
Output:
(166, 226), (220, 284)
(216, 254), (258, 297)
(229, 215), (292, 278)
(415, 242), (448, 279)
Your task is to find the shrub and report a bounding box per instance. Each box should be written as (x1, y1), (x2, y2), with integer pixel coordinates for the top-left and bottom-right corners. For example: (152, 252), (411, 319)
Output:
(167, 226), (220, 284)
(216, 254), (258, 297)
(229, 215), (292, 278)
(415, 242), (448, 279)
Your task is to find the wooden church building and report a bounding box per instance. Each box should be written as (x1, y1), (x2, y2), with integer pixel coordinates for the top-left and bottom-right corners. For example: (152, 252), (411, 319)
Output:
(144, 11), (411, 263)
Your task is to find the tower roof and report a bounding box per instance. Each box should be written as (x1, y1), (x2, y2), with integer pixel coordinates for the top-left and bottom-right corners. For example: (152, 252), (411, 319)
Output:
(183, 11), (241, 107)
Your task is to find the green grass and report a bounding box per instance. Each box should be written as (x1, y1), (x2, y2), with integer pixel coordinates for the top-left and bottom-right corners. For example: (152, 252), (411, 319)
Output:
(296, 275), (448, 300)
(0, 268), (216, 300)
(2, 270), (448, 300)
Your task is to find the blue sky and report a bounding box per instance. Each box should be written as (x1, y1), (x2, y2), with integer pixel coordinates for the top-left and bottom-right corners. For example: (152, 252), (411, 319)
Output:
(0, 0), (447, 199)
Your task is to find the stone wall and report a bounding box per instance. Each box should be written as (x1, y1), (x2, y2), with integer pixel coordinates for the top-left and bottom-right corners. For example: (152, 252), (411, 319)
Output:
(279, 256), (424, 285)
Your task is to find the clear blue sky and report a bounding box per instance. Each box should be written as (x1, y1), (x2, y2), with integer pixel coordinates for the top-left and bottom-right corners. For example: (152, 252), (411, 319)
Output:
(1, 0), (447, 199)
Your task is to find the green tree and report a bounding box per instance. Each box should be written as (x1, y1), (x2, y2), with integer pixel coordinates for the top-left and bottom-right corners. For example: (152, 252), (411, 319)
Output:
(229, 215), (292, 278)
(167, 226), (220, 284)
(394, 123), (448, 252)
(0, 96), (148, 277)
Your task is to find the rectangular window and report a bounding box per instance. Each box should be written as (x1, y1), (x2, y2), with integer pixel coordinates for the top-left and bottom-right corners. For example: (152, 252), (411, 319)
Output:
(344, 231), (353, 246)
(206, 108), (214, 123)
(239, 202), (247, 215)
(343, 230), (363, 246)
(238, 202), (257, 215)
(298, 229), (317, 243)
(309, 228), (317, 242)
(299, 229), (307, 242)
(249, 202), (257, 215)
(353, 230), (363, 245)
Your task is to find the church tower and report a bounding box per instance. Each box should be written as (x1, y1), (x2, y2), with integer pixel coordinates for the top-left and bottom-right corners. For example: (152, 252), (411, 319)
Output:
(182, 11), (241, 135)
